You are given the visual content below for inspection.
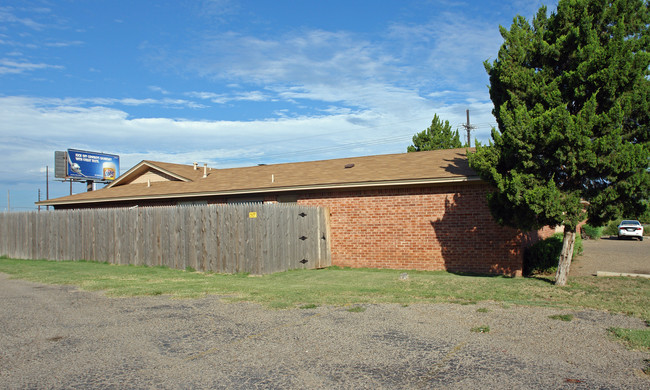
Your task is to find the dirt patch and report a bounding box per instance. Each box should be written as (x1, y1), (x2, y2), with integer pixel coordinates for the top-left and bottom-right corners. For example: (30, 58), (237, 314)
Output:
(0, 273), (648, 389)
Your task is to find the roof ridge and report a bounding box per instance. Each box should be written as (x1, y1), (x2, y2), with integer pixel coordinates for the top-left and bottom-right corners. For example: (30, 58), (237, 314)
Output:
(39, 148), (479, 206)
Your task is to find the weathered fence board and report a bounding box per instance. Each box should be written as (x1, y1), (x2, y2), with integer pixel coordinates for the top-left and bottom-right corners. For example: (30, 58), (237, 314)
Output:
(0, 204), (331, 274)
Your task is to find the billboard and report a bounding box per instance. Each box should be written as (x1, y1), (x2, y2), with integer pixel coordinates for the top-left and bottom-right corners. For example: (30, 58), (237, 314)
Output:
(54, 151), (68, 179)
(66, 149), (120, 182)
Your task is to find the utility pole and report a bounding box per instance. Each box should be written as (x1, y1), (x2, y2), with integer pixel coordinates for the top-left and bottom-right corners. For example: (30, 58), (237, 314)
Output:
(46, 166), (50, 211)
(462, 109), (476, 147)
(38, 189), (41, 212)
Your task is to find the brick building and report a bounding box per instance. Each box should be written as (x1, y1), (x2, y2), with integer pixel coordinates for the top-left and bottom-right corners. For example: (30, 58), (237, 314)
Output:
(38, 148), (553, 276)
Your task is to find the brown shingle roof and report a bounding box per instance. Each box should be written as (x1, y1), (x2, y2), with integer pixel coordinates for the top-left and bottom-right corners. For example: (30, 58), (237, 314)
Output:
(37, 148), (478, 206)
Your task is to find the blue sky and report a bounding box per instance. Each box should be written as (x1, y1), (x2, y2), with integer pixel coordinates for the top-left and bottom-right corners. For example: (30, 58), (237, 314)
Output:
(1, 0), (557, 211)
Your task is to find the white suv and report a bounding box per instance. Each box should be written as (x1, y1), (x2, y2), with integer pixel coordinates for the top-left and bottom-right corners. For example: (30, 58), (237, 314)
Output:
(617, 220), (644, 241)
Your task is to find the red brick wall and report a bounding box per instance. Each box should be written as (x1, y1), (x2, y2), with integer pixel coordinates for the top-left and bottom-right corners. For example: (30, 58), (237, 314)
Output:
(299, 183), (549, 276)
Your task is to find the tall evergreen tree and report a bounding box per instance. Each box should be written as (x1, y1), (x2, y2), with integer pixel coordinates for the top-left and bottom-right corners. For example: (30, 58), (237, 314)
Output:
(407, 114), (463, 152)
(469, 0), (650, 285)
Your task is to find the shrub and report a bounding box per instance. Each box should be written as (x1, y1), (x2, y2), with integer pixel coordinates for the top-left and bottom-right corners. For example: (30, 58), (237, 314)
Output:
(574, 235), (583, 256)
(524, 235), (562, 276)
(524, 233), (582, 276)
(603, 219), (622, 237)
(581, 224), (603, 240)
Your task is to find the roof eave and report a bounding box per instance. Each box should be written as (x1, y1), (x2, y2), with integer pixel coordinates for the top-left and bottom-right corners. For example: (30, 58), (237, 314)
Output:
(36, 176), (482, 206)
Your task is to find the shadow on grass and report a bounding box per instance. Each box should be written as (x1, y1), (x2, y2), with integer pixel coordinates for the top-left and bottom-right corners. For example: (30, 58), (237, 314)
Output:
(450, 271), (557, 285)
(527, 275), (556, 285)
(448, 271), (513, 278)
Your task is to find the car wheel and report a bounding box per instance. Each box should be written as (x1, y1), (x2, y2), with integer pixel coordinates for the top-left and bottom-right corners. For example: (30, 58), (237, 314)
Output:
(641, 236), (644, 242)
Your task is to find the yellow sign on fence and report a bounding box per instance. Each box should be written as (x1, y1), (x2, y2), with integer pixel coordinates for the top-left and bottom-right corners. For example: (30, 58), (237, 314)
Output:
(249, 212), (257, 219)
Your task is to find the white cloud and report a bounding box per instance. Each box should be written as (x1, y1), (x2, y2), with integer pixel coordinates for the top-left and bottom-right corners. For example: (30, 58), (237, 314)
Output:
(186, 90), (273, 104)
(196, 0), (239, 19)
(186, 91), (221, 100)
(0, 58), (64, 74)
(179, 29), (398, 86)
(149, 86), (171, 95)
(0, 7), (46, 30)
(44, 40), (84, 48)
(18, 96), (206, 110)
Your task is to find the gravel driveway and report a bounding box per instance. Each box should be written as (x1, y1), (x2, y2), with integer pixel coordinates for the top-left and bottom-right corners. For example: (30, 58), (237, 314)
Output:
(1, 273), (648, 389)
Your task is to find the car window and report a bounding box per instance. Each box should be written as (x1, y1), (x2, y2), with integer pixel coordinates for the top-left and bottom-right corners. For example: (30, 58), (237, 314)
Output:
(621, 220), (640, 225)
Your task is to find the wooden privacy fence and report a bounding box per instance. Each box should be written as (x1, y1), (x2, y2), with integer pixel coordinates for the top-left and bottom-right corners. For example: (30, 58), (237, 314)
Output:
(0, 204), (331, 274)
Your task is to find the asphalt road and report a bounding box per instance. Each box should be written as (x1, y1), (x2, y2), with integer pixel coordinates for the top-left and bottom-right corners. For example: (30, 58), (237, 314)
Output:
(1, 273), (648, 389)
(571, 236), (650, 277)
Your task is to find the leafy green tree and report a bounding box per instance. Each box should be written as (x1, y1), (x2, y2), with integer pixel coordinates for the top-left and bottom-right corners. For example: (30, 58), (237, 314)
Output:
(469, 0), (650, 285)
(407, 114), (463, 152)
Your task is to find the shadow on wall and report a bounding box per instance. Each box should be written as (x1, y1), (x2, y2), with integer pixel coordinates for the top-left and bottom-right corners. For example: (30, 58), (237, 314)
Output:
(430, 191), (543, 277)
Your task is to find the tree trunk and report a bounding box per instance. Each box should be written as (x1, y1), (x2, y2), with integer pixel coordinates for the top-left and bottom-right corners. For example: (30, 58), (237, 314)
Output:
(555, 227), (576, 286)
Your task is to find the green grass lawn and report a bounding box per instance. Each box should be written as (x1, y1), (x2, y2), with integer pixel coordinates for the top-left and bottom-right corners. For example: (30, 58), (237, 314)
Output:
(1, 257), (648, 321)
